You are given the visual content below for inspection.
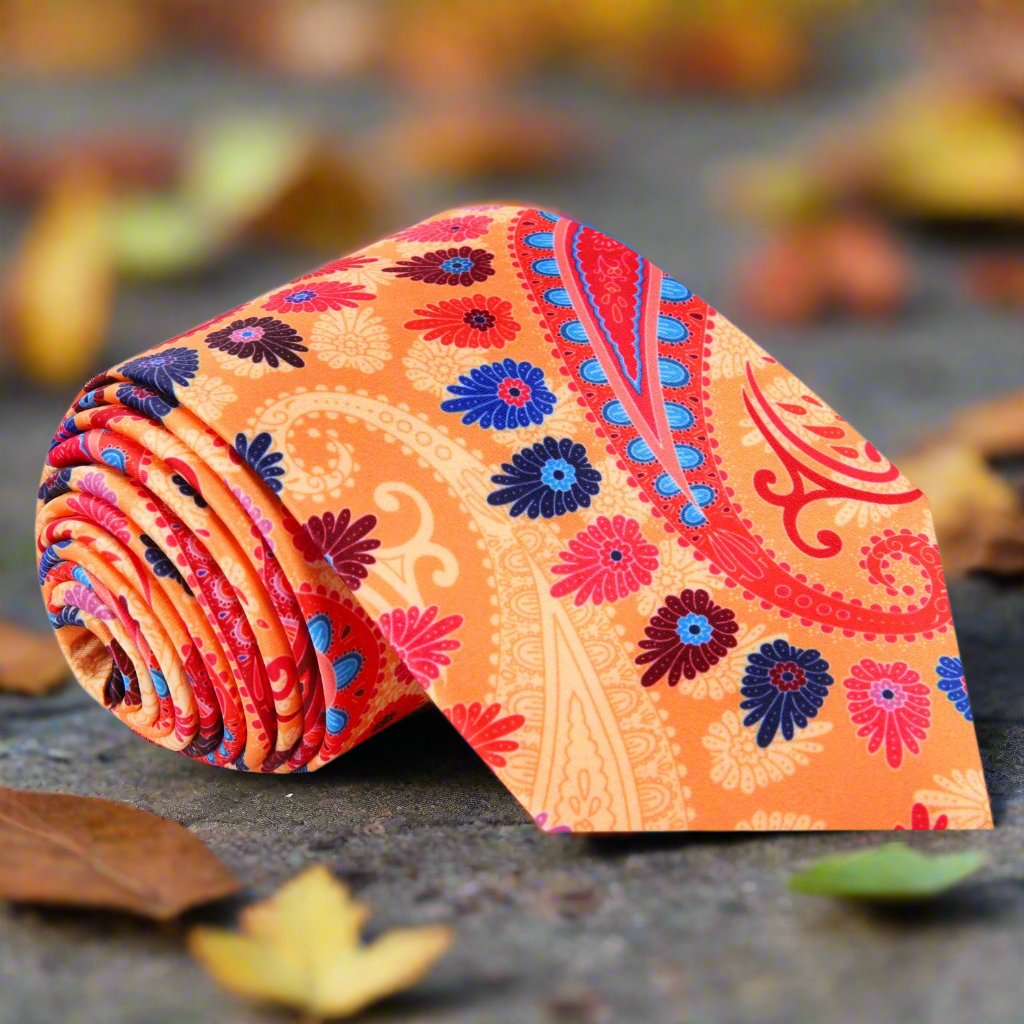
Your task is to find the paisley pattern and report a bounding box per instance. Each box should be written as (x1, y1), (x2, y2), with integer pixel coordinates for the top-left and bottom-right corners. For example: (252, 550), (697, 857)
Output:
(35, 205), (991, 830)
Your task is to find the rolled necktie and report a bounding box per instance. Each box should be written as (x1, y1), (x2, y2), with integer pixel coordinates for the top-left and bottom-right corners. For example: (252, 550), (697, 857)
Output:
(36, 204), (992, 831)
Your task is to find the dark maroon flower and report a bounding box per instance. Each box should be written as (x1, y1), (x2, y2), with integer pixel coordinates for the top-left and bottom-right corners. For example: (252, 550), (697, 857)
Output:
(383, 246), (495, 286)
(635, 588), (739, 686)
(295, 509), (380, 589)
(205, 316), (307, 369)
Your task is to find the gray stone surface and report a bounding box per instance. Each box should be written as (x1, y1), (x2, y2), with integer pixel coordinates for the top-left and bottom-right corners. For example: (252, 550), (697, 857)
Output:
(0, 7), (1022, 1023)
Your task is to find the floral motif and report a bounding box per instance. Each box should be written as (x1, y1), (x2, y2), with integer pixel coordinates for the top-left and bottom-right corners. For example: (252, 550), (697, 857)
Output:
(140, 534), (191, 593)
(488, 436), (601, 519)
(636, 589), (738, 686)
(301, 253), (378, 280)
(395, 214), (492, 244)
(843, 658), (931, 769)
(635, 537), (717, 618)
(402, 336), (479, 395)
(441, 358), (556, 429)
(116, 382), (175, 421)
(935, 655), (972, 722)
(205, 316), (306, 369)
(405, 294), (520, 349)
(443, 701), (525, 768)
(549, 515), (658, 607)
(295, 509), (380, 589)
(703, 711), (832, 794)
(234, 431), (286, 494)
(377, 605), (463, 687)
(120, 347), (198, 400)
(894, 802), (948, 831)
(309, 306), (391, 373)
(263, 279), (375, 314)
(740, 640), (834, 748)
(172, 472), (207, 508)
(913, 769), (992, 829)
(179, 374), (236, 421)
(735, 811), (825, 831)
(384, 246), (495, 286)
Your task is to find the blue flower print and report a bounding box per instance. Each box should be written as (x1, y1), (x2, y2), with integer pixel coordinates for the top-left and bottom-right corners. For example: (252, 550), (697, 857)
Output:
(740, 639), (834, 747)
(488, 436), (601, 519)
(235, 431), (285, 494)
(441, 359), (557, 429)
(120, 347), (198, 403)
(935, 655), (972, 722)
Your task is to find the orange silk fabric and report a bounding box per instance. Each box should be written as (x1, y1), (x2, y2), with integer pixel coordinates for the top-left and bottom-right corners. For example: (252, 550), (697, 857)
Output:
(36, 204), (991, 831)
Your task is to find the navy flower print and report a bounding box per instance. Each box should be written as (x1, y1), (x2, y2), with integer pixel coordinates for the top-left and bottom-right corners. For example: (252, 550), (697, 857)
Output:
(384, 246), (495, 286)
(935, 655), (972, 721)
(116, 382), (174, 421)
(635, 589), (738, 686)
(235, 431), (285, 494)
(120, 347), (198, 403)
(488, 437), (601, 519)
(441, 358), (556, 429)
(206, 316), (307, 369)
(140, 534), (191, 594)
(740, 639), (834, 747)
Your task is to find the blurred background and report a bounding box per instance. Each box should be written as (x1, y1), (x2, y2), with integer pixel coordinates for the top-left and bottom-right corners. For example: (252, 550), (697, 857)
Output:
(2, 0), (1023, 632)
(0, 4), (1022, 1024)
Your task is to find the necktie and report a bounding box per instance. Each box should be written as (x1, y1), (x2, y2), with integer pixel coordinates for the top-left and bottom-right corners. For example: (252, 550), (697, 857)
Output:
(36, 204), (992, 831)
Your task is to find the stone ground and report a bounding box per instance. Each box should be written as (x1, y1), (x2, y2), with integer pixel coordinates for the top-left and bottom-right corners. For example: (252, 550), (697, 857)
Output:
(0, 7), (1022, 1023)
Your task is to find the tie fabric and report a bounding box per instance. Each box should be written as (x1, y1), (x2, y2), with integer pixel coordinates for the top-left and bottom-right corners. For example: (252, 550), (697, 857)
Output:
(35, 204), (992, 831)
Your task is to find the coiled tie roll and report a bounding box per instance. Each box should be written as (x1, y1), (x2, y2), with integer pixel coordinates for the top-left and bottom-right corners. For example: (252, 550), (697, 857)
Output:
(35, 204), (990, 830)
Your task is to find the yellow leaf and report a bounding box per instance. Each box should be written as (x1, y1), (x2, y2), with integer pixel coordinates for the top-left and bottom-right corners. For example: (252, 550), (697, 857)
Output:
(189, 865), (452, 1020)
(4, 164), (113, 388)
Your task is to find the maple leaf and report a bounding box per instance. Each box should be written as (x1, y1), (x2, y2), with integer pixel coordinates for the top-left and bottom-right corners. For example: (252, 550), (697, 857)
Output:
(189, 865), (453, 1020)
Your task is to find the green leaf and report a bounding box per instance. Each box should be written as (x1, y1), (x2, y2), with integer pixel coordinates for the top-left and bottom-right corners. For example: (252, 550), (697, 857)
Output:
(789, 843), (986, 902)
(110, 194), (221, 278)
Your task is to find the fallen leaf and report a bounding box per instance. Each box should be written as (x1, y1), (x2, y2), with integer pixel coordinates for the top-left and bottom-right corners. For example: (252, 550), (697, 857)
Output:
(965, 254), (1024, 309)
(947, 390), (1024, 460)
(735, 216), (909, 323)
(182, 117), (380, 250)
(110, 193), (223, 279)
(1, 0), (158, 75)
(900, 441), (1024, 578)
(0, 787), (239, 919)
(2, 164), (114, 388)
(0, 621), (69, 696)
(190, 864), (452, 1019)
(375, 104), (580, 181)
(790, 842), (986, 901)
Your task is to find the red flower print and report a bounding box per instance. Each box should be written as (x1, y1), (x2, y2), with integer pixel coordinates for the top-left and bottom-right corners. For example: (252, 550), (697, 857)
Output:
(405, 294), (521, 349)
(550, 515), (659, 606)
(395, 214), (492, 244)
(384, 246), (495, 286)
(263, 279), (374, 314)
(295, 509), (380, 589)
(378, 605), (463, 687)
(894, 802), (949, 831)
(844, 658), (931, 769)
(300, 254), (378, 279)
(635, 589), (739, 686)
(444, 701), (525, 768)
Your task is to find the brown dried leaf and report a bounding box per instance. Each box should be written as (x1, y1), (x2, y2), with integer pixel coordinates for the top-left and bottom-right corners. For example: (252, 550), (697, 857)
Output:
(0, 621), (69, 696)
(948, 391), (1024, 460)
(3, 164), (114, 388)
(0, 787), (240, 919)
(901, 441), (1024, 578)
(966, 254), (1024, 308)
(375, 105), (579, 181)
